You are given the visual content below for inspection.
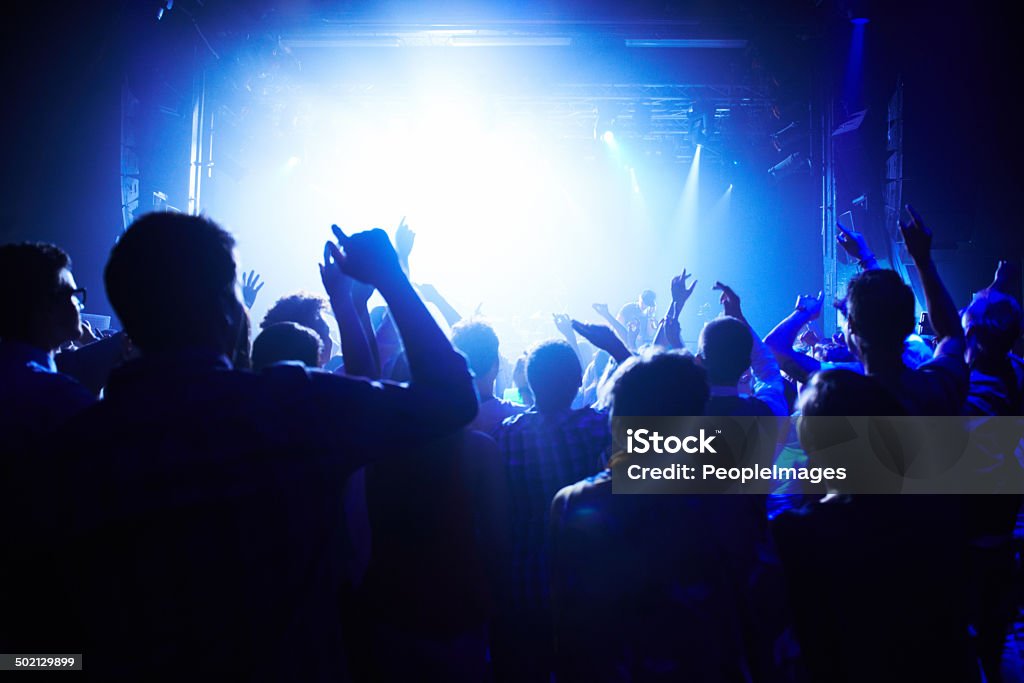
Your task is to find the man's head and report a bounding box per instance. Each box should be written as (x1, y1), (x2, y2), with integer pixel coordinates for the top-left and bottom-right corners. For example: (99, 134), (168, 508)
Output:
(106, 213), (241, 355)
(262, 293), (332, 366)
(639, 289), (657, 314)
(251, 322), (323, 371)
(843, 269), (916, 360)
(962, 289), (1022, 364)
(526, 339), (582, 412)
(697, 316), (753, 387)
(798, 368), (906, 418)
(797, 369), (906, 489)
(451, 319), (500, 397)
(610, 349), (709, 417)
(0, 242), (83, 351)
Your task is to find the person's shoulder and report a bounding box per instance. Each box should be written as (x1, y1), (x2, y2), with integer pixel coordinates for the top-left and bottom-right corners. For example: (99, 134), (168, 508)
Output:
(553, 470), (612, 511)
(19, 367), (97, 414)
(617, 302), (641, 318)
(462, 428), (498, 452)
(261, 362), (381, 395)
(491, 397), (526, 418)
(919, 338), (968, 376)
(571, 406), (609, 426)
(497, 408), (537, 430)
(706, 395), (774, 417)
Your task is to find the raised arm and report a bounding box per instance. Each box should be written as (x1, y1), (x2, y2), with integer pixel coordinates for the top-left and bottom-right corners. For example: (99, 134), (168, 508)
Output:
(571, 320), (632, 365)
(417, 283), (463, 328)
(713, 282), (788, 415)
(553, 313), (583, 365)
(654, 268), (697, 349)
(592, 303), (631, 349)
(988, 260), (1018, 297)
(764, 292), (825, 384)
(899, 205), (964, 350)
(328, 227), (477, 434)
(394, 217), (415, 278)
(322, 238), (379, 379)
(836, 221), (880, 271)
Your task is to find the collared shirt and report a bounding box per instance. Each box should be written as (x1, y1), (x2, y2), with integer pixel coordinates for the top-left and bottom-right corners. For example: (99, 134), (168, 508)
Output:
(469, 394), (525, 436)
(494, 407), (610, 611)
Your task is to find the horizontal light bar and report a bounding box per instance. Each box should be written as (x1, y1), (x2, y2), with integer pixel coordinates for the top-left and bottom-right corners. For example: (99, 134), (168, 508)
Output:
(625, 39), (748, 49)
(448, 36), (572, 47)
(281, 37), (402, 48)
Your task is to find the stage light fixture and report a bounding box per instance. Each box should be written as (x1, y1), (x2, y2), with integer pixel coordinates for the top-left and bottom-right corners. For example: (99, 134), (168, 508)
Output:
(768, 152), (811, 180)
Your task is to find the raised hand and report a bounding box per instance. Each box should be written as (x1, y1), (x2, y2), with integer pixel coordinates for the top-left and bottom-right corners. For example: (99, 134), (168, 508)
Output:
(394, 217), (415, 273)
(713, 281), (743, 320)
(77, 318), (101, 346)
(320, 241), (353, 302)
(664, 302), (683, 349)
(794, 291), (825, 319)
(417, 283), (441, 304)
(836, 222), (873, 263)
(592, 302), (612, 319)
(671, 268), (698, 306)
(331, 224), (405, 288)
(571, 320), (631, 363)
(239, 270), (265, 309)
(898, 204), (932, 264)
(552, 313), (575, 338)
(990, 260), (1017, 295)
(799, 327), (821, 348)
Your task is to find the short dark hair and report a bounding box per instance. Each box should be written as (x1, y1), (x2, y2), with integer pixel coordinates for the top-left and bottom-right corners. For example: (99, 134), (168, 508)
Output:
(963, 290), (1022, 358)
(699, 316), (753, 386)
(845, 269), (915, 353)
(262, 293), (327, 333)
(609, 349), (709, 417)
(526, 340), (582, 410)
(105, 212), (237, 352)
(797, 369), (907, 477)
(0, 242), (71, 341)
(798, 369), (906, 417)
(640, 289), (657, 307)
(251, 322), (322, 371)
(451, 319), (500, 378)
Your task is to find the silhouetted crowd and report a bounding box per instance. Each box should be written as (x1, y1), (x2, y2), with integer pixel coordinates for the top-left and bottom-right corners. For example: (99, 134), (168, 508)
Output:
(2, 206), (1023, 682)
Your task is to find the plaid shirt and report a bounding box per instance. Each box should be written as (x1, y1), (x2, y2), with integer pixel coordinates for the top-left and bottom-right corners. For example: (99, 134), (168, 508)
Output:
(495, 407), (611, 611)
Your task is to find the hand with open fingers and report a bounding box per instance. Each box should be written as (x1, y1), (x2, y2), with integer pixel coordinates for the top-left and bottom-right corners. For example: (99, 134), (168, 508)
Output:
(671, 268), (698, 306)
(898, 204), (933, 264)
(836, 222), (873, 263)
(552, 313), (575, 338)
(713, 281), (743, 320)
(794, 291), (825, 319)
(240, 270), (265, 309)
(592, 302), (612, 318)
(330, 225), (405, 288)
(78, 319), (101, 345)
